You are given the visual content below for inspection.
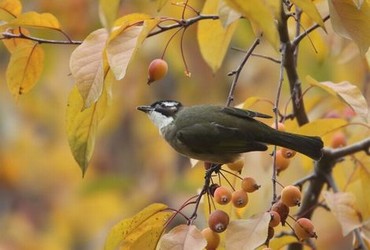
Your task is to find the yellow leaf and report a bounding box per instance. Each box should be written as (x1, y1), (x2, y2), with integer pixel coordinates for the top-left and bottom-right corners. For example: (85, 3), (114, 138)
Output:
(328, 0), (370, 54)
(269, 235), (298, 249)
(291, 0), (326, 30)
(66, 84), (109, 175)
(2, 28), (33, 53)
(225, 212), (271, 250)
(6, 43), (44, 97)
(324, 191), (362, 236)
(198, 0), (238, 73)
(70, 28), (109, 109)
(99, 0), (120, 30)
(107, 14), (158, 80)
(294, 118), (348, 138)
(307, 75), (369, 120)
(159, 224), (207, 250)
(104, 203), (173, 250)
(218, 0), (241, 27)
(0, 0), (22, 20)
(6, 11), (61, 30)
(223, 0), (279, 49)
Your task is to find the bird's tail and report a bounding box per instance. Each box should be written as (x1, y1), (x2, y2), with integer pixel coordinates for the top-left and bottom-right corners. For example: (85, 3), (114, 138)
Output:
(268, 130), (324, 160)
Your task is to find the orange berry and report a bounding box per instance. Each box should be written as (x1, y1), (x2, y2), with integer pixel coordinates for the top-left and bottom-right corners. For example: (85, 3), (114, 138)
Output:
(231, 189), (249, 208)
(209, 183), (220, 197)
(147, 58), (168, 84)
(201, 227), (220, 249)
(281, 185), (301, 207)
(331, 131), (347, 148)
(213, 186), (232, 205)
(271, 201), (289, 226)
(269, 211), (281, 227)
(275, 149), (291, 174)
(293, 218), (317, 241)
(241, 176), (260, 193)
(271, 122), (285, 131)
(281, 147), (296, 159)
(226, 159), (245, 172)
(208, 210), (230, 233)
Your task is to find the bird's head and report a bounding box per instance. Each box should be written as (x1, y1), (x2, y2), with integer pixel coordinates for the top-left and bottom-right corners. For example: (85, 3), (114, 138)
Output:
(137, 100), (183, 132)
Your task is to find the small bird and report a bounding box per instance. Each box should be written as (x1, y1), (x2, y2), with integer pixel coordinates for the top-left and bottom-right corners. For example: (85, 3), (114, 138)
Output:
(137, 100), (324, 163)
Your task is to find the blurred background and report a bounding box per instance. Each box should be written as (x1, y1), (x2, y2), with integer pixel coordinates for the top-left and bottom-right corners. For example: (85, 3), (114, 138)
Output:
(0, 1), (369, 249)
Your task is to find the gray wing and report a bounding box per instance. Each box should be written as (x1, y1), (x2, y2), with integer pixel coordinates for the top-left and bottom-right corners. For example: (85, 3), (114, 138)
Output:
(176, 122), (268, 154)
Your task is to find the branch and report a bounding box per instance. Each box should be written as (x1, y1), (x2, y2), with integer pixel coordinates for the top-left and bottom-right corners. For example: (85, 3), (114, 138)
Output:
(1, 30), (82, 45)
(277, 5), (308, 125)
(147, 14), (219, 37)
(225, 37), (260, 107)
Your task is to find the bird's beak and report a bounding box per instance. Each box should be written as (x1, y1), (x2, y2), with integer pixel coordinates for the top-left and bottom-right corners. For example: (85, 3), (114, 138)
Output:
(137, 105), (153, 113)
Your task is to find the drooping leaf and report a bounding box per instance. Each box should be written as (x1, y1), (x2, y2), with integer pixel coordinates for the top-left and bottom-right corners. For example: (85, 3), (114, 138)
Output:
(104, 203), (173, 250)
(0, 0), (22, 20)
(66, 84), (109, 175)
(324, 191), (362, 236)
(328, 0), (370, 54)
(159, 224), (207, 250)
(99, 0), (120, 30)
(198, 0), (238, 73)
(225, 212), (271, 250)
(307, 76), (369, 120)
(291, 0), (326, 30)
(218, 0), (241, 27)
(223, 0), (278, 49)
(6, 43), (44, 98)
(69, 28), (108, 109)
(6, 11), (61, 30)
(106, 14), (158, 80)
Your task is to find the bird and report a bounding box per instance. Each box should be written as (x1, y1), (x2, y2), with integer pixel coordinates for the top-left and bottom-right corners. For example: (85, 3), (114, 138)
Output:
(137, 100), (324, 163)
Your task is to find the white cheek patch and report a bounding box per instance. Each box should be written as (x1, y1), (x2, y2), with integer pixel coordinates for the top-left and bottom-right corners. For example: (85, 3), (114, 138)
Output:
(147, 111), (174, 135)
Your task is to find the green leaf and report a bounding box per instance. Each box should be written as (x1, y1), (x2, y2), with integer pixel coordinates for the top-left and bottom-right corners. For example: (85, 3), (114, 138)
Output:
(6, 43), (44, 98)
(104, 203), (173, 250)
(198, 0), (238, 72)
(66, 84), (109, 176)
(69, 28), (108, 109)
(307, 75), (369, 121)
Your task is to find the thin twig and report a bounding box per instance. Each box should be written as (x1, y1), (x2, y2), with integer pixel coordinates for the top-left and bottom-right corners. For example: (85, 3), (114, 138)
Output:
(2, 30), (81, 45)
(225, 38), (260, 107)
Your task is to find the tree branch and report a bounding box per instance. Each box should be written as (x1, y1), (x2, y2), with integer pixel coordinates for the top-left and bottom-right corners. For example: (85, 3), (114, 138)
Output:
(1, 30), (82, 45)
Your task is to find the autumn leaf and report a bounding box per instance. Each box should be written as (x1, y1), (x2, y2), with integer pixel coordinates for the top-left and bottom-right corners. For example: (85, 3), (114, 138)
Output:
(104, 203), (173, 250)
(5, 11), (61, 30)
(0, 0), (22, 20)
(307, 76), (369, 120)
(66, 84), (109, 175)
(69, 28), (108, 109)
(106, 14), (158, 80)
(223, 0), (278, 49)
(291, 0), (326, 30)
(324, 191), (362, 236)
(225, 212), (271, 250)
(2, 28), (32, 53)
(99, 0), (120, 30)
(294, 118), (348, 138)
(328, 0), (370, 54)
(218, 0), (241, 27)
(6, 43), (44, 98)
(159, 224), (207, 250)
(197, 0), (238, 73)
